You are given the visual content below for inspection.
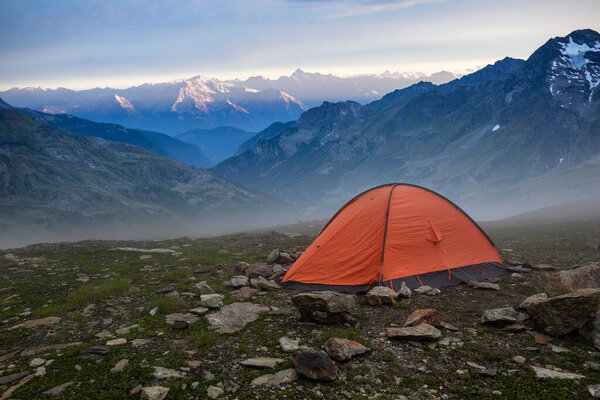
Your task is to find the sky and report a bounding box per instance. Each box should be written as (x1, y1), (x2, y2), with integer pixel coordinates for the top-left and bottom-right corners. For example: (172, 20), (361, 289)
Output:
(0, 0), (599, 90)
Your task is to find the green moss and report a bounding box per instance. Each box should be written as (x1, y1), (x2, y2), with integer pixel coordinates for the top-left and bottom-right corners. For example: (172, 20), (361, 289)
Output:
(66, 278), (131, 309)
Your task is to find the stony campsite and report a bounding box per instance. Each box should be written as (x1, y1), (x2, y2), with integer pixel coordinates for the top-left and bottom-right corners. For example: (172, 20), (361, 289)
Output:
(1, 217), (599, 400)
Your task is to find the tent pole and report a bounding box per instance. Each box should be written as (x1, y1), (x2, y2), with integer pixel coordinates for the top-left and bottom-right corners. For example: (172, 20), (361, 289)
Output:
(378, 184), (396, 286)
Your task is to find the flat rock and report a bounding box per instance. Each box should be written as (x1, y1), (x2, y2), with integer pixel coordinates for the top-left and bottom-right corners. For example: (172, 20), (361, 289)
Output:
(247, 263), (273, 278)
(190, 306), (209, 315)
(528, 289), (600, 336)
(155, 285), (174, 294)
(366, 286), (399, 305)
(321, 338), (370, 361)
(106, 338), (127, 346)
(43, 381), (74, 395)
(29, 357), (45, 367)
(531, 366), (585, 379)
(206, 302), (269, 333)
(414, 285), (433, 295)
(292, 349), (337, 381)
(241, 357), (284, 369)
(427, 288), (441, 296)
(165, 313), (199, 325)
(544, 264), (600, 294)
(386, 323), (442, 341)
(254, 275), (281, 290)
(0, 371), (29, 385)
(20, 343), (78, 358)
(152, 366), (186, 379)
(200, 294), (224, 309)
(517, 293), (548, 310)
(9, 316), (60, 330)
(140, 386), (169, 400)
(589, 384), (600, 398)
(280, 336), (300, 352)
(131, 339), (150, 347)
(110, 358), (129, 372)
(291, 291), (354, 324)
(532, 263), (558, 271)
(78, 345), (109, 357)
(481, 307), (517, 325)
(404, 309), (441, 327)
(251, 368), (298, 387)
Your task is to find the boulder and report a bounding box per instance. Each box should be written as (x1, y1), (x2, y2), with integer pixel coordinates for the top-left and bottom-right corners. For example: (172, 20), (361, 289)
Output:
(481, 307), (518, 325)
(278, 252), (294, 264)
(580, 316), (600, 350)
(404, 309), (441, 327)
(230, 275), (250, 288)
(386, 323), (442, 341)
(321, 338), (370, 361)
(292, 350), (337, 381)
(206, 302), (270, 333)
(544, 264), (600, 294)
(241, 357), (284, 369)
(267, 249), (280, 263)
(200, 294), (224, 309)
(247, 263), (273, 278)
(251, 369), (298, 387)
(528, 288), (600, 336)
(292, 291), (355, 324)
(517, 293), (548, 310)
(366, 286), (399, 305)
(140, 386), (169, 400)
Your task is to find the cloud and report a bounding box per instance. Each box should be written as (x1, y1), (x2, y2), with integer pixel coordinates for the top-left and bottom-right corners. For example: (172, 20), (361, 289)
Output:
(284, 0), (446, 17)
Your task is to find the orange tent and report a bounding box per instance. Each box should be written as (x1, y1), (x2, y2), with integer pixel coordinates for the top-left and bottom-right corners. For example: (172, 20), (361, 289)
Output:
(282, 184), (509, 293)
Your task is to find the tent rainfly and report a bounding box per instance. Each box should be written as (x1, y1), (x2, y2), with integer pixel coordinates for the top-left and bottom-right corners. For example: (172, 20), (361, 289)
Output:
(281, 183), (510, 293)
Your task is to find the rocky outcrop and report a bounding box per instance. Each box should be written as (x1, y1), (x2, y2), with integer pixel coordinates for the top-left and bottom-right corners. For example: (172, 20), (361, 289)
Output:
(528, 289), (600, 336)
(544, 264), (600, 294)
(206, 302), (269, 333)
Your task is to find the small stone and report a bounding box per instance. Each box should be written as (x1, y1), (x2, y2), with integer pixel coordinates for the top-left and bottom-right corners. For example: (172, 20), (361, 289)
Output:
(194, 281), (215, 295)
(152, 366), (186, 379)
(426, 288), (441, 296)
(130, 384), (142, 395)
(43, 381), (74, 395)
(106, 338), (127, 346)
(234, 286), (258, 301)
(531, 365), (585, 379)
(200, 294), (224, 309)
(512, 355), (526, 363)
(267, 249), (280, 263)
(155, 286), (174, 294)
(492, 390), (502, 396)
(251, 368), (298, 387)
(207, 385), (224, 399)
(190, 306), (209, 316)
(30, 357), (45, 367)
(131, 339), (150, 348)
(110, 359), (129, 373)
(95, 330), (113, 339)
(279, 336), (300, 353)
(404, 309), (441, 327)
(253, 275), (281, 290)
(414, 285), (433, 295)
(203, 370), (215, 380)
(149, 307), (158, 316)
(517, 293), (548, 310)
(589, 384), (600, 398)
(321, 338), (370, 361)
(502, 324), (527, 332)
(140, 386), (169, 400)
(172, 320), (189, 329)
(467, 280), (500, 290)
(292, 350), (337, 381)
(399, 281), (412, 298)
(231, 275), (250, 288)
(241, 357), (284, 369)
(35, 366), (46, 377)
(481, 307), (518, 325)
(272, 264), (283, 273)
(9, 316), (61, 330)
(551, 345), (570, 353)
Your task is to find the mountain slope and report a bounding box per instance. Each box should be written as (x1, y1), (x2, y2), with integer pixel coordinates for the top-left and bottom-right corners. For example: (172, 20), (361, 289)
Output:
(0, 109), (288, 241)
(212, 29), (600, 219)
(175, 127), (255, 164)
(14, 106), (212, 167)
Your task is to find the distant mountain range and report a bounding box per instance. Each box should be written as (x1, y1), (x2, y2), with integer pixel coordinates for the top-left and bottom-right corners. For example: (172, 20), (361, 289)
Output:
(212, 29), (600, 220)
(0, 70), (458, 134)
(175, 127), (255, 165)
(0, 107), (287, 246)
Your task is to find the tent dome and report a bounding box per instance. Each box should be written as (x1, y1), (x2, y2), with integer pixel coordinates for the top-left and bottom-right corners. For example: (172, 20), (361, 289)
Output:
(282, 184), (509, 293)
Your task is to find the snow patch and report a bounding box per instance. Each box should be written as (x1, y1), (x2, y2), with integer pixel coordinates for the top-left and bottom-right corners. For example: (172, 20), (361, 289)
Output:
(114, 94), (136, 113)
(559, 37), (600, 69)
(280, 91), (308, 111)
(226, 100), (249, 114)
(492, 124), (500, 131)
(244, 87), (260, 93)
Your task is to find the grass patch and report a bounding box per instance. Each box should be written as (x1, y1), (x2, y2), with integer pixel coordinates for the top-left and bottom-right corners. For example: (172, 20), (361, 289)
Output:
(163, 269), (190, 282)
(148, 296), (186, 314)
(66, 278), (131, 309)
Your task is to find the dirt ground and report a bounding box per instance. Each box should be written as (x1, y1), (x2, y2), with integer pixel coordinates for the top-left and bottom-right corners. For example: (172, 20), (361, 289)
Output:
(0, 219), (599, 399)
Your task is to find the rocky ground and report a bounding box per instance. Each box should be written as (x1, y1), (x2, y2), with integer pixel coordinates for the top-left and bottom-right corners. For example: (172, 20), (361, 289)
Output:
(0, 219), (600, 399)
